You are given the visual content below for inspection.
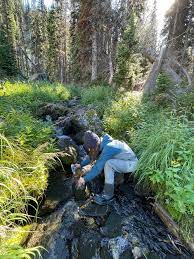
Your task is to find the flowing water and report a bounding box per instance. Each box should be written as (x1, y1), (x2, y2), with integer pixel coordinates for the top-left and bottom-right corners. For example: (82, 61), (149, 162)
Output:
(26, 171), (193, 259)
(26, 99), (193, 258)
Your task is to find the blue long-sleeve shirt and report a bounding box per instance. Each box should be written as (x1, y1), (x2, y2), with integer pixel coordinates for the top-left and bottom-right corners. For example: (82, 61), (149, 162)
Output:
(83, 134), (137, 182)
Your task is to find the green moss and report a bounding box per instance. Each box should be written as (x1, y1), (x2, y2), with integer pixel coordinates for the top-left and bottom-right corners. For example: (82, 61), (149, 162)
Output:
(3, 225), (32, 247)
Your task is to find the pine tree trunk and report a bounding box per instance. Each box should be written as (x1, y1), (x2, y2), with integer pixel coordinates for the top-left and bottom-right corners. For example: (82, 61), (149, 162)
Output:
(91, 30), (97, 81)
(108, 36), (113, 84)
(143, 45), (167, 95)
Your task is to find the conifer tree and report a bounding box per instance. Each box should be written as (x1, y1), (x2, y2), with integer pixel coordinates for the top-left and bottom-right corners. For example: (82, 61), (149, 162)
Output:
(0, 0), (18, 75)
(30, 0), (48, 73)
(69, 0), (81, 82)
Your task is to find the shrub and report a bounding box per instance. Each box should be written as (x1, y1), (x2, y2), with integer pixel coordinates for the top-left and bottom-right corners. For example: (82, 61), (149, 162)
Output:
(103, 92), (141, 138)
(81, 85), (114, 117)
(66, 84), (83, 98)
(0, 110), (54, 148)
(156, 73), (173, 93)
(132, 114), (194, 230)
(175, 91), (194, 120)
(0, 81), (70, 115)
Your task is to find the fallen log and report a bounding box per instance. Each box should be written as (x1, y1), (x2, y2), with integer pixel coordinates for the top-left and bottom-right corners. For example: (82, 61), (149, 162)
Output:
(152, 202), (194, 253)
(152, 202), (180, 238)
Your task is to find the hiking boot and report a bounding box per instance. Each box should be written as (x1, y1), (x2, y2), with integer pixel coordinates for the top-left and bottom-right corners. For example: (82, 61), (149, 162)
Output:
(93, 193), (114, 205)
(93, 183), (114, 205)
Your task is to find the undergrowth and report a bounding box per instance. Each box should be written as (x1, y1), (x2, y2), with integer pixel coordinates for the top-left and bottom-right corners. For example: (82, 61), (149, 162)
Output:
(103, 91), (141, 138)
(80, 85), (114, 117)
(103, 90), (194, 241)
(0, 81), (70, 257)
(0, 81), (193, 254)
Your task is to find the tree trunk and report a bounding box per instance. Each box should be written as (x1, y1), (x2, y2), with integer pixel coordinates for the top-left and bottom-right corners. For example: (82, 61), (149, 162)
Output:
(91, 30), (97, 81)
(162, 63), (181, 84)
(143, 45), (167, 95)
(108, 36), (113, 84)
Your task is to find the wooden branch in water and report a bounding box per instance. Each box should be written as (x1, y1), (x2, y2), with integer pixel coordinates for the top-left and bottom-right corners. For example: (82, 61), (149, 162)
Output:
(152, 202), (180, 238)
(152, 202), (194, 252)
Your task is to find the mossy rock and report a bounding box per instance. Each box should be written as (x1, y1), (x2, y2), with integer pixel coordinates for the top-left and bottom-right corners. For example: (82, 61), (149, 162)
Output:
(38, 103), (69, 120)
(57, 147), (77, 165)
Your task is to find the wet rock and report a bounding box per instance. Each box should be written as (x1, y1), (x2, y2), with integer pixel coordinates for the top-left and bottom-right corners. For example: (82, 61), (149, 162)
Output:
(54, 116), (85, 136)
(57, 149), (77, 165)
(100, 212), (122, 238)
(79, 202), (110, 217)
(57, 135), (76, 150)
(38, 103), (68, 120)
(54, 106), (103, 137)
(74, 107), (103, 135)
(27, 201), (79, 259)
(56, 136), (78, 165)
(40, 175), (74, 215)
(66, 97), (80, 107)
(108, 236), (129, 259)
(74, 185), (90, 201)
(84, 217), (97, 228)
(78, 230), (101, 259)
(71, 219), (88, 237)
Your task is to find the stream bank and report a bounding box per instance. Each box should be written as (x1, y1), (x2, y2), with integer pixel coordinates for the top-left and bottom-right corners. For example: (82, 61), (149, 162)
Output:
(26, 98), (193, 259)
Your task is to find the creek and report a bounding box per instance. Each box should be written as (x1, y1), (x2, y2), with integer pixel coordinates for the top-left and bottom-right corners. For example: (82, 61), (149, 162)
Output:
(26, 99), (193, 259)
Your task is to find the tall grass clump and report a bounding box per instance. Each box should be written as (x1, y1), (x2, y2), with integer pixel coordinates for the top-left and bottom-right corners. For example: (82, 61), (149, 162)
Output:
(81, 85), (114, 117)
(0, 134), (52, 257)
(103, 92), (142, 138)
(0, 81), (70, 116)
(0, 81), (68, 256)
(133, 114), (194, 237)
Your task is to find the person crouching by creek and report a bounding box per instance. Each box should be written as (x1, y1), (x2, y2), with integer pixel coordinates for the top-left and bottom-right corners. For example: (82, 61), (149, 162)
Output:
(74, 131), (138, 205)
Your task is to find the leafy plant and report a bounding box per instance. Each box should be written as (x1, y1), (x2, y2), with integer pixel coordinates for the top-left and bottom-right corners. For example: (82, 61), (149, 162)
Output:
(132, 114), (194, 232)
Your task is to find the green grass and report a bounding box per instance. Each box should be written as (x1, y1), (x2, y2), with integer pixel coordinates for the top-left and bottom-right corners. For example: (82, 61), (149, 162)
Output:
(0, 81), (70, 115)
(103, 90), (194, 241)
(132, 114), (194, 239)
(0, 244), (44, 259)
(0, 134), (50, 257)
(103, 91), (142, 139)
(0, 81), (71, 257)
(80, 85), (114, 117)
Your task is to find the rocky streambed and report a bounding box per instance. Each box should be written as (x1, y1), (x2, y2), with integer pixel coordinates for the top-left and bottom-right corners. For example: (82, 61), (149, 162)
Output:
(26, 98), (193, 259)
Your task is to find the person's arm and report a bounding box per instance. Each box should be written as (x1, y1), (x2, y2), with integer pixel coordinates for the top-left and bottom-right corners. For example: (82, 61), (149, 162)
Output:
(83, 146), (122, 182)
(80, 155), (90, 167)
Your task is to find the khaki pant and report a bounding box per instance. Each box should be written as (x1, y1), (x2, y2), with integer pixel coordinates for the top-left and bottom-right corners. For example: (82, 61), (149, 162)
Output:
(104, 158), (138, 184)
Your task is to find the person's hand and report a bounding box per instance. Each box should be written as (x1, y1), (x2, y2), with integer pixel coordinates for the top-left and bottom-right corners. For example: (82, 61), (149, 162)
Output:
(74, 163), (81, 169)
(71, 163), (81, 174)
(76, 177), (85, 188)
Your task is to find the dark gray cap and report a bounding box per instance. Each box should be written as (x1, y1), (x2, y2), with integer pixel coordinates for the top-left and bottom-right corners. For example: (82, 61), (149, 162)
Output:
(83, 131), (100, 151)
